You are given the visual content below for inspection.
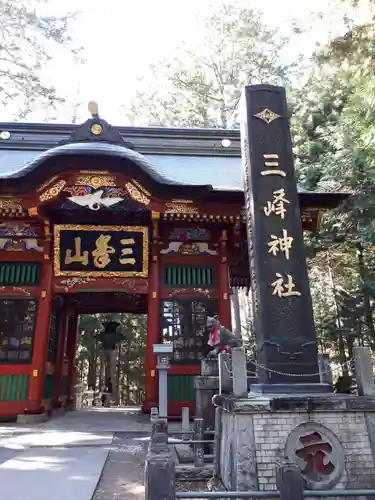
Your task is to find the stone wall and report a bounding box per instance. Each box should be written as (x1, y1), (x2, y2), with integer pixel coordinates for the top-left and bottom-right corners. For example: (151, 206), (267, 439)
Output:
(218, 395), (375, 492)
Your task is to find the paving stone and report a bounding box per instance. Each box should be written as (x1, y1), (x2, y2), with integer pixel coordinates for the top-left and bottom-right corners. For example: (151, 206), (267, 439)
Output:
(92, 434), (148, 500)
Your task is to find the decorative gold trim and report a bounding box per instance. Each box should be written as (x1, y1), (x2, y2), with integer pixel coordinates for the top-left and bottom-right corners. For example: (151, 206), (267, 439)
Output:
(152, 291), (157, 298)
(125, 182), (150, 206)
(253, 108), (281, 124)
(37, 176), (58, 193)
(151, 211), (160, 220)
(75, 175), (116, 189)
(0, 199), (22, 210)
(90, 123), (102, 135)
(53, 224), (149, 278)
(165, 203), (198, 214)
(132, 180), (151, 197)
(40, 180), (66, 202)
(171, 199), (194, 204)
(79, 170), (110, 174)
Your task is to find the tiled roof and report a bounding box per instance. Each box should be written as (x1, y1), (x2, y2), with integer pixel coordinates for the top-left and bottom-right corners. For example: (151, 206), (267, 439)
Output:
(0, 142), (244, 191)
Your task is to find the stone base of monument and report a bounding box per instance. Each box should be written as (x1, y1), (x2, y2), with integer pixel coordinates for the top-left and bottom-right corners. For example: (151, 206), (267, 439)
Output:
(195, 357), (256, 433)
(250, 382), (332, 395)
(215, 393), (375, 492)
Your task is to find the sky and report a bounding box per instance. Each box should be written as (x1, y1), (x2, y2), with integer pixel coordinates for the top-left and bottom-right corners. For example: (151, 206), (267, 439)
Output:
(6, 0), (375, 124)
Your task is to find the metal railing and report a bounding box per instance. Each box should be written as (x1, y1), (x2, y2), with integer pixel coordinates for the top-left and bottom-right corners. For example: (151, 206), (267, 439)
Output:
(145, 424), (375, 500)
(175, 492), (375, 498)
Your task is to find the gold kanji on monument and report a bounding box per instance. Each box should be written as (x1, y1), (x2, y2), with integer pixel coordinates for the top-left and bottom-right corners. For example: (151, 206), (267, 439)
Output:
(271, 273), (301, 298)
(261, 154), (286, 177)
(264, 188), (290, 219)
(268, 229), (294, 260)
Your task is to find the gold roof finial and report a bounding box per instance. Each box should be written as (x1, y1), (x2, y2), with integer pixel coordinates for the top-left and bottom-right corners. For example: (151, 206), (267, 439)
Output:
(88, 101), (99, 118)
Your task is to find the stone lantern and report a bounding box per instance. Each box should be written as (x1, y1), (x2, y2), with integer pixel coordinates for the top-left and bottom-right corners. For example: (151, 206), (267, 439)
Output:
(95, 320), (124, 405)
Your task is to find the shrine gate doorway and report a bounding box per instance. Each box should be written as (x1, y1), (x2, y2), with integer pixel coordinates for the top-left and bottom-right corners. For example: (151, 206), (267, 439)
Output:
(0, 110), (245, 422)
(51, 292), (149, 413)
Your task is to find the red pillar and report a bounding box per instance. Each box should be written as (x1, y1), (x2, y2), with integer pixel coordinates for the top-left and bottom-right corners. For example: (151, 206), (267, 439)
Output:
(66, 311), (79, 407)
(52, 306), (68, 407)
(26, 225), (53, 414)
(218, 229), (232, 329)
(143, 212), (161, 412)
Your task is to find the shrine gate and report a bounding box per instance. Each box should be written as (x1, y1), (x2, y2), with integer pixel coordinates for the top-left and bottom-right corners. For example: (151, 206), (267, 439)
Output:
(0, 107), (344, 420)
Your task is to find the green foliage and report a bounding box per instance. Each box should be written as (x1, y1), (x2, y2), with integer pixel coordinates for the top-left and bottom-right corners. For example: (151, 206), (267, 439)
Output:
(293, 18), (375, 364)
(77, 313), (147, 404)
(0, 0), (81, 118)
(125, 2), (290, 128)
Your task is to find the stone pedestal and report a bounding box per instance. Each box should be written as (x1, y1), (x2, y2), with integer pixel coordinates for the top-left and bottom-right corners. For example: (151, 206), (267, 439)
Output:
(215, 393), (375, 492)
(195, 358), (219, 432)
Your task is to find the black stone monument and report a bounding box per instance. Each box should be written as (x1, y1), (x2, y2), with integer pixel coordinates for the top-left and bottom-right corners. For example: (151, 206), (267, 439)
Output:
(241, 84), (330, 393)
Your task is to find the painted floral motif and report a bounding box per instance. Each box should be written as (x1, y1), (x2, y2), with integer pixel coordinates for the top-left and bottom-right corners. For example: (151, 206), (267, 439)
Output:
(0, 222), (40, 237)
(168, 288), (211, 297)
(0, 286), (31, 296)
(57, 277), (96, 292)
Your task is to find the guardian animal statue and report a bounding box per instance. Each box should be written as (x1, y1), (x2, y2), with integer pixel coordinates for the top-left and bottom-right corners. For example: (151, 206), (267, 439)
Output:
(206, 316), (242, 358)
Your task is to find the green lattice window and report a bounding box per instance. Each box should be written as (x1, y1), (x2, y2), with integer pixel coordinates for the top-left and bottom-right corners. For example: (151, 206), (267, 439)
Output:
(163, 265), (215, 287)
(168, 375), (195, 402)
(0, 374), (29, 402)
(0, 262), (41, 286)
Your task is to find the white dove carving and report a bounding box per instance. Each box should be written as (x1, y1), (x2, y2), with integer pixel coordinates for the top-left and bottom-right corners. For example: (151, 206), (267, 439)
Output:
(68, 190), (123, 211)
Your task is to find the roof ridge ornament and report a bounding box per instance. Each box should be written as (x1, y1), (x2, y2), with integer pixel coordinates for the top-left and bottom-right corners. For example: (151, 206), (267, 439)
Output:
(59, 100), (134, 149)
(88, 100), (99, 119)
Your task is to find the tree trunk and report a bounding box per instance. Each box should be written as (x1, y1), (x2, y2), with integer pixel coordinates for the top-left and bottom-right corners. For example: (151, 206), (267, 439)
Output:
(357, 243), (375, 342)
(327, 255), (348, 374)
(87, 357), (96, 389)
(116, 343), (122, 405)
(231, 287), (242, 338)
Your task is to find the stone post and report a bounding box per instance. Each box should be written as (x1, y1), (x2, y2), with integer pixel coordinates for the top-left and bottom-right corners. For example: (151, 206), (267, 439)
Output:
(218, 352), (232, 394)
(213, 406), (222, 478)
(74, 382), (84, 409)
(181, 406), (190, 440)
(145, 419), (175, 500)
(276, 461), (304, 500)
(195, 357), (219, 435)
(194, 417), (204, 468)
(150, 407), (159, 423)
(318, 353), (333, 385)
(232, 347), (248, 397)
(354, 346), (375, 396)
(156, 354), (170, 419)
(86, 388), (94, 406)
(201, 358), (219, 376)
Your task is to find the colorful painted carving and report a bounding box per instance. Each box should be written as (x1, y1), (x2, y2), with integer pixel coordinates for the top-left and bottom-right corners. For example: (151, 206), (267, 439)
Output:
(0, 222), (41, 237)
(169, 227), (210, 241)
(67, 189), (124, 211)
(161, 242), (217, 255)
(0, 238), (43, 252)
